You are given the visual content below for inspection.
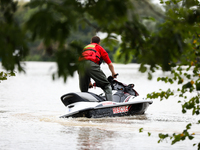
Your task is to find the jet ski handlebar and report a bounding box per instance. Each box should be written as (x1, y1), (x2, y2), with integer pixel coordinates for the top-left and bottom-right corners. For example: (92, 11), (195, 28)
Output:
(108, 74), (135, 91)
(107, 73), (118, 82)
(114, 73), (119, 78)
(91, 74), (138, 96)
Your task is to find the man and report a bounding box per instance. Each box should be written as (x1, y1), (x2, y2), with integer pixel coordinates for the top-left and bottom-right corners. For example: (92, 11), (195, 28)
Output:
(78, 36), (117, 101)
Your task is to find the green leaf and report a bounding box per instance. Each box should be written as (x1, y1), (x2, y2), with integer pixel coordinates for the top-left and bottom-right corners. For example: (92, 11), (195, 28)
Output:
(139, 64), (147, 73)
(139, 128), (143, 133)
(196, 82), (200, 91)
(148, 132), (151, 136)
(159, 133), (169, 139)
(148, 72), (152, 80)
(165, 1), (171, 5)
(186, 123), (192, 130)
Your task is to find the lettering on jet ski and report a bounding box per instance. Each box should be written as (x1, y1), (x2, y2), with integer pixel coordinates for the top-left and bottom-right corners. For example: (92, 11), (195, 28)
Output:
(113, 106), (129, 114)
(102, 102), (116, 106)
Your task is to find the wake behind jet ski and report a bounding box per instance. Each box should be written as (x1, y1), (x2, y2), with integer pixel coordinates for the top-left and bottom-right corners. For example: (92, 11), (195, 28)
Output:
(60, 76), (153, 118)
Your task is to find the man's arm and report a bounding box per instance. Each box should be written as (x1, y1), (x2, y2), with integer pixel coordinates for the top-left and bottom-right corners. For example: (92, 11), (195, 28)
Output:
(108, 63), (117, 78)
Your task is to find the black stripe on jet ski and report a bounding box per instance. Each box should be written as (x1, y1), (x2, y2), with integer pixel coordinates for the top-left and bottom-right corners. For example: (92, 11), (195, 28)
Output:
(61, 93), (89, 106)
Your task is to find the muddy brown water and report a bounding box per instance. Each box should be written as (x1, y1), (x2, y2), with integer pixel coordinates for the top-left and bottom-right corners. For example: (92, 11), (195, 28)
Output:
(0, 62), (199, 150)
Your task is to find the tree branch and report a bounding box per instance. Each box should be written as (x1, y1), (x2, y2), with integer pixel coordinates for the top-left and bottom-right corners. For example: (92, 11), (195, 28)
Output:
(142, 0), (166, 19)
(82, 18), (101, 33)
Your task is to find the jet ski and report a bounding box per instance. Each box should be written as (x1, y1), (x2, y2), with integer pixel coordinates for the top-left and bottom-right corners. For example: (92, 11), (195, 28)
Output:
(60, 76), (153, 118)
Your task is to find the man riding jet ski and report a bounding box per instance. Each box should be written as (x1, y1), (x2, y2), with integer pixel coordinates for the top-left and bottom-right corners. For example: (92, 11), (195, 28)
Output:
(60, 76), (153, 118)
(60, 36), (152, 118)
(78, 36), (117, 102)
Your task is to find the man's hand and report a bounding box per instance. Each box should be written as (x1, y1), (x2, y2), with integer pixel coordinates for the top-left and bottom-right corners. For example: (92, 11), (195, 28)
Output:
(89, 82), (93, 88)
(113, 73), (118, 78)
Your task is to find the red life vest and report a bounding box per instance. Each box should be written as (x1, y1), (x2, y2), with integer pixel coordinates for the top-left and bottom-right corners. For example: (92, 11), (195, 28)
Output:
(80, 43), (102, 64)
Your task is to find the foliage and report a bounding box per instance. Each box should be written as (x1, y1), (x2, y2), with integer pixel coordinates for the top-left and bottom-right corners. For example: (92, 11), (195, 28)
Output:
(158, 123), (197, 146)
(10, 0), (163, 62)
(144, 0), (200, 148)
(0, 0), (29, 72)
(23, 0), (132, 80)
(53, 40), (84, 82)
(113, 47), (134, 64)
(147, 65), (200, 148)
(23, 0), (163, 78)
(0, 71), (15, 82)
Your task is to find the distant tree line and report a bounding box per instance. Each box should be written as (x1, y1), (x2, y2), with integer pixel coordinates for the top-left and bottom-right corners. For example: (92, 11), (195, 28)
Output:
(14, 0), (164, 63)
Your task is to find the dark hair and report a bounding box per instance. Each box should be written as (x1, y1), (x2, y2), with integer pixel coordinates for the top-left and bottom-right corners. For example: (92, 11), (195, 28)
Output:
(91, 36), (100, 44)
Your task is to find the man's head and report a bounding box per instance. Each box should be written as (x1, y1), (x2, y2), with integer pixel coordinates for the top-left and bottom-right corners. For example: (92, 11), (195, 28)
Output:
(91, 36), (100, 44)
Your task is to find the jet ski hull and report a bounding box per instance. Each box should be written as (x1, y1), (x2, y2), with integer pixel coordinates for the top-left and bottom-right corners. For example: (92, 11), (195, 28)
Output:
(60, 100), (152, 118)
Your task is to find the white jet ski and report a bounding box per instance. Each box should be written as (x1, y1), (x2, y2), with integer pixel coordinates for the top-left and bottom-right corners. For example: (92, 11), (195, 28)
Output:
(60, 76), (153, 118)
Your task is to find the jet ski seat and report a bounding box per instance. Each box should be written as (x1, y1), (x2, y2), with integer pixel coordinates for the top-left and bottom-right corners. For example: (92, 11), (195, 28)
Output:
(61, 92), (106, 106)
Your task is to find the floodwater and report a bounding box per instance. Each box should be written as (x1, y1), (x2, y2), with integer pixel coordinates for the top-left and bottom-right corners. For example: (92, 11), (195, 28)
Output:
(0, 62), (199, 150)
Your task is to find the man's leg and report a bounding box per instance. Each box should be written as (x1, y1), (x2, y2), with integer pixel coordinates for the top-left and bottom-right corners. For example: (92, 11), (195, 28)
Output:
(79, 73), (90, 92)
(78, 62), (91, 92)
(88, 61), (113, 101)
(103, 84), (113, 101)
